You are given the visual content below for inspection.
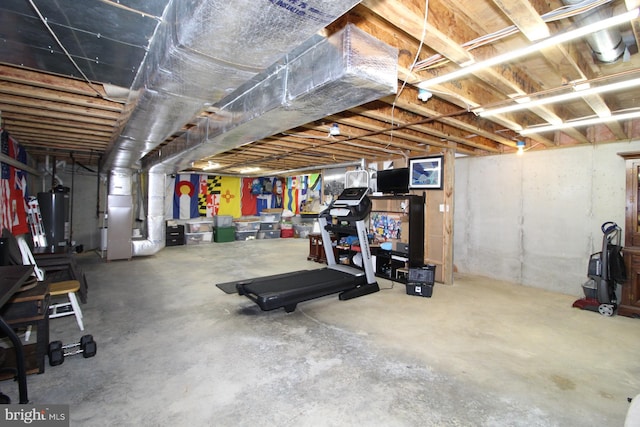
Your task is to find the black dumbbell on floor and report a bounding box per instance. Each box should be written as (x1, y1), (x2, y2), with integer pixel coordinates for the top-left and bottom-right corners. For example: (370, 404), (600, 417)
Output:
(48, 334), (97, 366)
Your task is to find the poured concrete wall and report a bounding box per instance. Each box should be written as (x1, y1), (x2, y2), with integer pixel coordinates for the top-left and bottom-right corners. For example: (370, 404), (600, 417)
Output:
(454, 140), (640, 296)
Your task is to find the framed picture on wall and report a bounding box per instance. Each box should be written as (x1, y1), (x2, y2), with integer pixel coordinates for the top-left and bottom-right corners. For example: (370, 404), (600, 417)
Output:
(409, 156), (443, 189)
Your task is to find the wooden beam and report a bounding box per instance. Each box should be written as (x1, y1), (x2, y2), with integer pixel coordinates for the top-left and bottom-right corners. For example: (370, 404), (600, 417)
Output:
(0, 81), (123, 112)
(361, 0), (475, 64)
(491, 0), (550, 40)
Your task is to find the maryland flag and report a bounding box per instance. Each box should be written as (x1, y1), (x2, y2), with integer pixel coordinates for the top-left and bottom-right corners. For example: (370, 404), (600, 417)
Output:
(198, 175), (221, 217)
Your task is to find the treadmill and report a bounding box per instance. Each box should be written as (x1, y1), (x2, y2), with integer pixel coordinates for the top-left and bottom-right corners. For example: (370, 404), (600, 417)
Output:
(226, 187), (380, 312)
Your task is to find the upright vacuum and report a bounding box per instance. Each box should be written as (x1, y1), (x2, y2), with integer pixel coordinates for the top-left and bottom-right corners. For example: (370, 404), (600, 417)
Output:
(573, 222), (626, 316)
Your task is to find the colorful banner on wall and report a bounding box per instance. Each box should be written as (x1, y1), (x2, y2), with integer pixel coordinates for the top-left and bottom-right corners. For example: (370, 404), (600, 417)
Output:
(285, 176), (299, 214)
(173, 174), (200, 219)
(241, 178), (258, 216)
(0, 130), (29, 235)
(216, 176), (241, 217)
(172, 173), (318, 219)
(198, 175), (220, 217)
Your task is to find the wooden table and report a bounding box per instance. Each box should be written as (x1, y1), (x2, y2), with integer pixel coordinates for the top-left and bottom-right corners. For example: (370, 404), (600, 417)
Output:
(0, 265), (34, 403)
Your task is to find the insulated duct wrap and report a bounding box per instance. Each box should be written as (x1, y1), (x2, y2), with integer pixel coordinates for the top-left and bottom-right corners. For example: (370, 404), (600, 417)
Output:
(132, 169), (166, 256)
(144, 24), (398, 172)
(102, 0), (363, 170)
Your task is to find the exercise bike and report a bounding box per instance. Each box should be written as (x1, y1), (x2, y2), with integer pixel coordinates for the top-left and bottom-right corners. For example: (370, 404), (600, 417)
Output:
(572, 221), (626, 316)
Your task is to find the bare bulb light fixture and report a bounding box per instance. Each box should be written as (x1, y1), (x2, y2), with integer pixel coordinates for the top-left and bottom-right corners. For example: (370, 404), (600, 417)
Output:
(418, 88), (433, 102)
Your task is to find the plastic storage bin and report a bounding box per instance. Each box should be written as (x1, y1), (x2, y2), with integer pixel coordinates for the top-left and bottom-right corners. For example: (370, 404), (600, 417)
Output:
(234, 219), (260, 231)
(235, 230), (258, 241)
(406, 283), (433, 297)
(214, 227), (235, 243)
(408, 264), (436, 285)
(259, 212), (282, 223)
(406, 264), (436, 298)
(281, 228), (294, 238)
(259, 222), (280, 231)
(213, 215), (233, 228)
(185, 233), (204, 245)
(186, 221), (213, 233)
(257, 230), (280, 239)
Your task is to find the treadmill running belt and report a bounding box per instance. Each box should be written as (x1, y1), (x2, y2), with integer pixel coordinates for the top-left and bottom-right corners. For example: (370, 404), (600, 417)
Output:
(238, 268), (365, 312)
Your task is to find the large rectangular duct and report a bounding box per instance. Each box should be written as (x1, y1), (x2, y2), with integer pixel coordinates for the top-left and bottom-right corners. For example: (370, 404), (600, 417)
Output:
(102, 0), (364, 170)
(143, 23), (398, 172)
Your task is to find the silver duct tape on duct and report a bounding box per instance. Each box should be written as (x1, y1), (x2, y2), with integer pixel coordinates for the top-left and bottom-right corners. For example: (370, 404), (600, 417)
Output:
(144, 23), (398, 172)
(102, 0), (362, 170)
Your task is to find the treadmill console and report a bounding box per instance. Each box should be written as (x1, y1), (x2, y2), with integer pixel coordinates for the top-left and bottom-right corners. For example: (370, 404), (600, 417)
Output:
(323, 187), (371, 221)
(334, 187), (369, 206)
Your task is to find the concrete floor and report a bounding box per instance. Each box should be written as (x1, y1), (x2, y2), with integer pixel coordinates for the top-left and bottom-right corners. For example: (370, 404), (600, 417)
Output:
(1, 237), (639, 426)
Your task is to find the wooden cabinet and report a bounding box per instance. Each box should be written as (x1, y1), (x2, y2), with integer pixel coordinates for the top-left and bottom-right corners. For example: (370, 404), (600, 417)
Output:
(370, 194), (425, 282)
(307, 232), (338, 263)
(620, 249), (640, 317)
(618, 152), (640, 317)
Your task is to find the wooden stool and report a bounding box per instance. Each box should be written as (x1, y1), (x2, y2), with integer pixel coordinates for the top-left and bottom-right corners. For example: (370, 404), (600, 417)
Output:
(49, 280), (84, 331)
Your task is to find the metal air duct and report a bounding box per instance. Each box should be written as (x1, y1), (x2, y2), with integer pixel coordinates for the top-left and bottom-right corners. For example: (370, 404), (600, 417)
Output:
(143, 24), (398, 172)
(132, 24), (397, 257)
(102, 0), (363, 171)
(563, 0), (627, 63)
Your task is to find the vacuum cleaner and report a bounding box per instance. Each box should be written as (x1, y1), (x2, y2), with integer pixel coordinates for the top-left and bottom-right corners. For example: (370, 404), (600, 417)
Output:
(572, 221), (626, 316)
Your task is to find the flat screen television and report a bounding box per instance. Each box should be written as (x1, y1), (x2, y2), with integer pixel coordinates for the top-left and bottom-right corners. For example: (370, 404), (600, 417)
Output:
(376, 168), (409, 195)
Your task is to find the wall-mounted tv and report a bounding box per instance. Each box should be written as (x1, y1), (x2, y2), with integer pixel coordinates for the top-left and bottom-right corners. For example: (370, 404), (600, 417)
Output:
(376, 168), (409, 195)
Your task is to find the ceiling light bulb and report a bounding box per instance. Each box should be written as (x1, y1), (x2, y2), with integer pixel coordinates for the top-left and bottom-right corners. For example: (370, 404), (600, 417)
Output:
(240, 167), (261, 174)
(418, 88), (433, 102)
(202, 161), (220, 171)
(329, 123), (341, 136)
(516, 140), (526, 155)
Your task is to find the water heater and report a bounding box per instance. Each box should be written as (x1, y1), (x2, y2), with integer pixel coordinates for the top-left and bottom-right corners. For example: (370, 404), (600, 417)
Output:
(37, 188), (70, 247)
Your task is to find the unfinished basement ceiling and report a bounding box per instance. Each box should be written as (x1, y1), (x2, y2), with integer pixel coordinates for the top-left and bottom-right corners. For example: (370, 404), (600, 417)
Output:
(1, 0), (640, 175)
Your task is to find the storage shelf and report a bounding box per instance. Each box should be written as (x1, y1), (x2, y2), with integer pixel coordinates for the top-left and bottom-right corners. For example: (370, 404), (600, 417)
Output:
(370, 194), (424, 283)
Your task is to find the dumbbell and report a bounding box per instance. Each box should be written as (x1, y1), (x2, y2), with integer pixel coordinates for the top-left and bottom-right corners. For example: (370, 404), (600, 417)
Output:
(48, 334), (97, 366)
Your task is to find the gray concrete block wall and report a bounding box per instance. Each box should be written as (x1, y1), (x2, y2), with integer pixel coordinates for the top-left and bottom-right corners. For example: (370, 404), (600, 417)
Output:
(454, 140), (639, 295)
